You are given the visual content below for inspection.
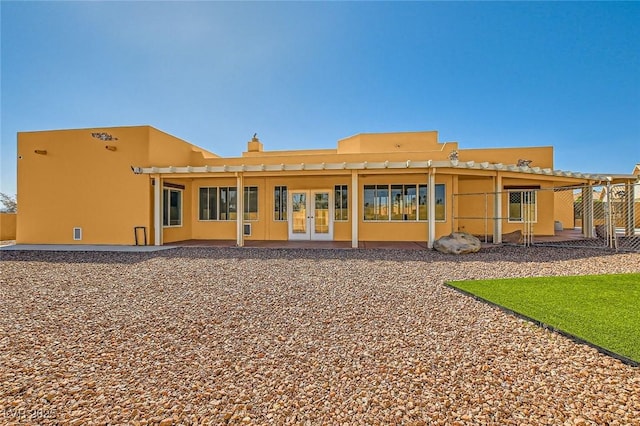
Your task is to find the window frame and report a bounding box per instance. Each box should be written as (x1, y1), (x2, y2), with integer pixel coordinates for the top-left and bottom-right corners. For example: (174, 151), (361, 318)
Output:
(507, 189), (538, 223)
(162, 187), (183, 227)
(198, 186), (259, 222)
(218, 187), (238, 221)
(433, 183), (446, 222)
(197, 187), (236, 222)
(198, 187), (218, 221)
(363, 183), (446, 222)
(334, 185), (349, 221)
(243, 186), (259, 221)
(363, 184), (389, 221)
(274, 186), (288, 221)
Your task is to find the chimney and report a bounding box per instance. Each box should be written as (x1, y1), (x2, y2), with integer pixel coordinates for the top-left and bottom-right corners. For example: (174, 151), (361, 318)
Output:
(247, 133), (263, 152)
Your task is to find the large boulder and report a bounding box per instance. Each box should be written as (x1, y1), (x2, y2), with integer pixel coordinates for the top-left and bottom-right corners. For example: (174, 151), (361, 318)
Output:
(433, 232), (481, 254)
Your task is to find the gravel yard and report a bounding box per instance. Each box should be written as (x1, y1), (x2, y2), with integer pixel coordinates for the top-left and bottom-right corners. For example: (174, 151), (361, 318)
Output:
(1, 246), (639, 425)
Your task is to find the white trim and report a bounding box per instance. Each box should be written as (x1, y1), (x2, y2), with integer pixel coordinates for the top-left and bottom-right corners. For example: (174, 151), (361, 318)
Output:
(288, 190), (309, 240)
(362, 183), (443, 223)
(162, 187), (183, 228)
(506, 189), (538, 223)
(288, 189), (334, 241)
(273, 185), (288, 222)
(351, 171), (358, 248)
(310, 190), (334, 241)
(236, 173), (244, 247)
(333, 184), (349, 222)
(154, 175), (162, 245)
(132, 160), (629, 181)
(243, 185), (259, 222)
(197, 186), (217, 221)
(198, 186), (241, 222)
(73, 227), (82, 241)
(428, 170), (436, 248)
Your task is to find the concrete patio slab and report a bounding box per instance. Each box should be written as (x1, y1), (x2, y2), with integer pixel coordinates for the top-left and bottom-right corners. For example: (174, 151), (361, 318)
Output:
(171, 239), (431, 250)
(0, 244), (177, 252)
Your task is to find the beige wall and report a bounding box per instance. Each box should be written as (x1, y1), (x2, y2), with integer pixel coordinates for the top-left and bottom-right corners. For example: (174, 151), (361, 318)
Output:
(459, 146), (553, 169)
(337, 131), (457, 155)
(554, 191), (575, 230)
(149, 127), (218, 167)
(357, 173), (452, 241)
(190, 177), (240, 241)
(0, 213), (17, 240)
(455, 175), (568, 237)
(162, 179), (193, 244)
(189, 175), (353, 242)
(17, 126), (594, 245)
(455, 176), (496, 236)
(182, 172), (455, 243)
(17, 126), (198, 245)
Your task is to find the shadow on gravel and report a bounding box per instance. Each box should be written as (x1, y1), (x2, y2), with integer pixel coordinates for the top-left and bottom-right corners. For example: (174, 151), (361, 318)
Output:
(0, 245), (628, 265)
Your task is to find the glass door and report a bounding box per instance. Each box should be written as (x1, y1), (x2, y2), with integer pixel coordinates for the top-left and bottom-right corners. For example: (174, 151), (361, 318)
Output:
(311, 191), (333, 240)
(288, 190), (333, 240)
(289, 191), (309, 240)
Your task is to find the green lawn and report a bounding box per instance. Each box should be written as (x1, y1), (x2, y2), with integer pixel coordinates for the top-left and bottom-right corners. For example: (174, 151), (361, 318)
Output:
(448, 273), (640, 363)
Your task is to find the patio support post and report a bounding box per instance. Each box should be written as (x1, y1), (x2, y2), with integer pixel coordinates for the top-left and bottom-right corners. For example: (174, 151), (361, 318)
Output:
(427, 169), (436, 248)
(236, 172), (244, 247)
(154, 174), (162, 246)
(351, 170), (359, 248)
(625, 182), (635, 237)
(605, 181), (616, 248)
(582, 185), (594, 238)
(493, 173), (502, 244)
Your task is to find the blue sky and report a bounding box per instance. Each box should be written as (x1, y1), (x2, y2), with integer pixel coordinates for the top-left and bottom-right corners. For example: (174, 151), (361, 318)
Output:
(1, 1), (639, 195)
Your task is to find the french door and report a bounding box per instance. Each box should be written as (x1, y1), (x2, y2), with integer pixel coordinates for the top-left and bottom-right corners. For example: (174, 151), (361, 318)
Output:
(288, 190), (333, 240)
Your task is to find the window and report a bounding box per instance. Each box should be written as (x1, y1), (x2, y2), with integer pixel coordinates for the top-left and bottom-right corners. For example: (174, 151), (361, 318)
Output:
(219, 187), (238, 220)
(163, 188), (182, 227)
(434, 184), (446, 221)
(364, 183), (445, 221)
(508, 190), (537, 222)
(199, 186), (258, 221)
(199, 187), (217, 220)
(363, 185), (389, 220)
(418, 185), (428, 220)
(334, 185), (349, 221)
(274, 186), (287, 221)
(391, 184), (418, 220)
(244, 186), (258, 221)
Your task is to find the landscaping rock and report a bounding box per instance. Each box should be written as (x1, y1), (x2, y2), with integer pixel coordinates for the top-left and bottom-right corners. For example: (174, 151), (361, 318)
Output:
(433, 231), (481, 254)
(502, 230), (524, 244)
(1, 247), (639, 424)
